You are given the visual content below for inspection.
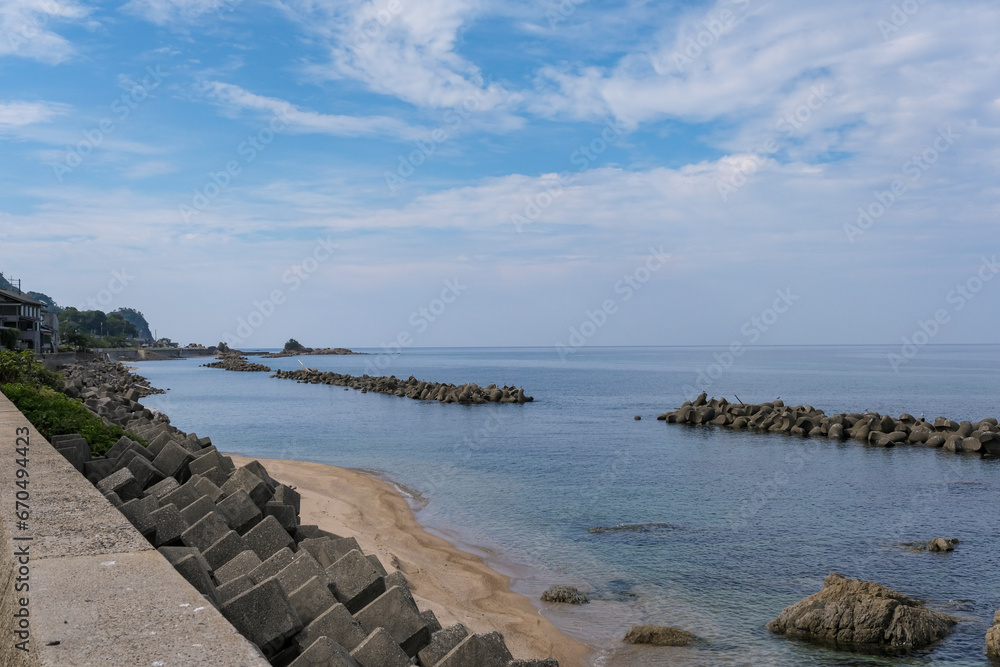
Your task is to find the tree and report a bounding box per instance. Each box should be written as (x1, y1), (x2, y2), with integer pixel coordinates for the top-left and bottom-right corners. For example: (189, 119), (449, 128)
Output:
(112, 308), (152, 340)
(1, 328), (20, 350)
(284, 338), (304, 352)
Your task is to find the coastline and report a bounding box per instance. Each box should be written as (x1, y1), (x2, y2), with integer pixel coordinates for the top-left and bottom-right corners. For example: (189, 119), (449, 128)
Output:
(229, 454), (594, 667)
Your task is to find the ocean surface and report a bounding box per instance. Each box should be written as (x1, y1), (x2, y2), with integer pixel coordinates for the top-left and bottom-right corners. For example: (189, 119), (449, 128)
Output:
(137, 346), (1000, 666)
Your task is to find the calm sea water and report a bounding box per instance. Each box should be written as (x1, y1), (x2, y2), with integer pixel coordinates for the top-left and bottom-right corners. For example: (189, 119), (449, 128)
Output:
(137, 346), (1000, 666)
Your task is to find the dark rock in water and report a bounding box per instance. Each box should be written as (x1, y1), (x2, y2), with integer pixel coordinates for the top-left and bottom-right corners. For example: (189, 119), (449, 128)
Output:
(928, 537), (959, 552)
(766, 573), (957, 654)
(589, 523), (675, 534)
(541, 586), (589, 604)
(634, 415), (641, 420)
(202, 353), (271, 372)
(623, 625), (697, 646)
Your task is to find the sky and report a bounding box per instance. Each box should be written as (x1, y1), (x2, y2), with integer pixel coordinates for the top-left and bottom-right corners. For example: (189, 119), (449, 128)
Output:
(1, 0), (998, 351)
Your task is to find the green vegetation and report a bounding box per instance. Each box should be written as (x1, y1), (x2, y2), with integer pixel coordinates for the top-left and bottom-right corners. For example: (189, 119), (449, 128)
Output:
(59, 307), (153, 350)
(0, 350), (63, 389)
(2, 384), (133, 456)
(0, 350), (134, 456)
(1, 327), (20, 350)
(284, 338), (304, 352)
(26, 291), (60, 311)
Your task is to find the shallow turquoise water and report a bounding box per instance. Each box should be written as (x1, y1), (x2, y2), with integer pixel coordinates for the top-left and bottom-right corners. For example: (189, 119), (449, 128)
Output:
(138, 346), (1000, 666)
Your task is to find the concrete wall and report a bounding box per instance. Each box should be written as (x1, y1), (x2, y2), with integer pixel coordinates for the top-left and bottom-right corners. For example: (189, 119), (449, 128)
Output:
(0, 393), (267, 666)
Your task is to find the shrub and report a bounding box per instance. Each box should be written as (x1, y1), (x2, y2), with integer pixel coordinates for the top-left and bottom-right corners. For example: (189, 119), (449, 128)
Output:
(284, 338), (304, 352)
(0, 350), (63, 389)
(0, 328), (20, 350)
(1, 383), (134, 456)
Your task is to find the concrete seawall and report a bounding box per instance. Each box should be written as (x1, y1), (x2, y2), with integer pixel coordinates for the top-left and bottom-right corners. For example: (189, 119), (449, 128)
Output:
(0, 393), (267, 666)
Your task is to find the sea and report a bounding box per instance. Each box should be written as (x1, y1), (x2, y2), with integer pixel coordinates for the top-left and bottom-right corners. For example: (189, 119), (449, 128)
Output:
(136, 345), (1000, 666)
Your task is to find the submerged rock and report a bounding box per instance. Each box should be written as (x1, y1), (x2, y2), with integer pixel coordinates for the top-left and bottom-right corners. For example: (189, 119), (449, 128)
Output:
(623, 625), (697, 647)
(928, 537), (959, 552)
(541, 586), (589, 605)
(766, 573), (957, 654)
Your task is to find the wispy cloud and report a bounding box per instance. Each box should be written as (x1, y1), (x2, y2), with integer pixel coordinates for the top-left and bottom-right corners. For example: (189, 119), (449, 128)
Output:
(0, 100), (72, 131)
(203, 81), (427, 140)
(0, 0), (91, 64)
(121, 0), (239, 25)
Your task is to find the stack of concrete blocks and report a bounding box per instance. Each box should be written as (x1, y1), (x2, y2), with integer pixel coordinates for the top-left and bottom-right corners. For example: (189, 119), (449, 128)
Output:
(59, 420), (547, 667)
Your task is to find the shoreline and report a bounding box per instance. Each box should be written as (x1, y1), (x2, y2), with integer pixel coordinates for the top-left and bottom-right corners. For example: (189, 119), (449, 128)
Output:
(229, 454), (594, 667)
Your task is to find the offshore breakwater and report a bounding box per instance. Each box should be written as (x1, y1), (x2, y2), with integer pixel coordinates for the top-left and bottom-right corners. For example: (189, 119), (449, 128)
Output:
(271, 368), (534, 405)
(660, 393), (1000, 456)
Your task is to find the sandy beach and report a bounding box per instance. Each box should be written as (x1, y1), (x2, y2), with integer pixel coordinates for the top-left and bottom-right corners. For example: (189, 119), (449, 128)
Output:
(229, 455), (594, 667)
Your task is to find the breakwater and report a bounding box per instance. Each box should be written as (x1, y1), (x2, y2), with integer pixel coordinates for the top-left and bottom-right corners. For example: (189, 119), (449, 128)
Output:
(261, 347), (364, 358)
(272, 368), (534, 405)
(660, 393), (1000, 456)
(203, 354), (272, 372)
(46, 360), (551, 666)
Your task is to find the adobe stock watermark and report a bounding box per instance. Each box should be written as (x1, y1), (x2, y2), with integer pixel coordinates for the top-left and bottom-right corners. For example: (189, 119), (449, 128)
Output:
(878, 0), (932, 40)
(669, 0), (750, 73)
(888, 255), (998, 372)
(843, 125), (958, 243)
(4, 0), (61, 51)
(716, 84), (832, 201)
(545, 0), (586, 28)
(385, 82), (503, 193)
(364, 278), (468, 375)
(512, 117), (625, 233)
(180, 103), (292, 222)
(682, 288), (799, 400)
(555, 246), (669, 360)
(222, 236), (336, 346)
(77, 269), (134, 310)
(350, 0), (403, 51)
(51, 66), (166, 182)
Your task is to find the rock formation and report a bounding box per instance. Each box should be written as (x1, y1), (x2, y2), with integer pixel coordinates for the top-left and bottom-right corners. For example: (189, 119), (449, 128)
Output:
(540, 586), (589, 605)
(767, 573), (957, 654)
(623, 625), (697, 646)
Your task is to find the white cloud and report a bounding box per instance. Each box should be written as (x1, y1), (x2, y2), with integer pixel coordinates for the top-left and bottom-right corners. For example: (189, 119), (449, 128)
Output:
(0, 0), (91, 64)
(203, 81), (427, 140)
(122, 0), (240, 25)
(0, 100), (71, 131)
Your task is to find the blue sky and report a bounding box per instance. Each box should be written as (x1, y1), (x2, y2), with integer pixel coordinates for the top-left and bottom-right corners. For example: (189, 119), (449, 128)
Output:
(1, 0), (998, 351)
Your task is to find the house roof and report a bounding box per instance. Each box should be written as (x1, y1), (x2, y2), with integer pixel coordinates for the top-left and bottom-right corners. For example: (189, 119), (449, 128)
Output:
(0, 288), (43, 306)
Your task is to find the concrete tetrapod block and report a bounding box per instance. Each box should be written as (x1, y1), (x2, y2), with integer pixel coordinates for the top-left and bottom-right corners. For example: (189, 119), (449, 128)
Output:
(421, 609), (443, 634)
(354, 585), (431, 657)
(265, 501), (299, 532)
(200, 465), (232, 489)
(436, 632), (514, 667)
(326, 549), (386, 613)
(214, 549), (263, 586)
(274, 484), (301, 515)
(290, 637), (360, 667)
(83, 457), (115, 484)
(244, 514), (295, 561)
(188, 449), (230, 477)
(276, 550), (330, 594)
(242, 459), (279, 491)
(218, 489), (263, 534)
(144, 475), (180, 500)
(294, 602), (368, 653)
(203, 530), (251, 571)
(221, 577), (303, 657)
(301, 536), (362, 568)
(221, 466), (272, 509)
(160, 481), (203, 512)
(217, 575), (255, 604)
(119, 497), (157, 539)
(173, 553), (219, 605)
(149, 503), (189, 547)
(248, 547), (296, 584)
(180, 510), (231, 552)
(126, 454), (163, 490)
(191, 474), (224, 502)
(417, 624), (469, 667)
(153, 440), (196, 480)
(158, 546), (213, 574)
(181, 495), (219, 526)
(289, 574), (339, 626)
(350, 628), (410, 667)
(97, 467), (143, 501)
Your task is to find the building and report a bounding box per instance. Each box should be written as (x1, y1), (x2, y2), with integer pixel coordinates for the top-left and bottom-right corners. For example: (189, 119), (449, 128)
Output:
(0, 288), (44, 351)
(41, 310), (60, 353)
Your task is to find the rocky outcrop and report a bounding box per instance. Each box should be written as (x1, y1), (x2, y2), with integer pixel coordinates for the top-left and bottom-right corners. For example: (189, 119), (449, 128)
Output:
(203, 354), (272, 372)
(623, 625), (697, 646)
(261, 347), (364, 358)
(272, 369), (534, 405)
(767, 573), (957, 654)
(541, 586), (588, 604)
(987, 609), (1000, 659)
(928, 537), (959, 552)
(47, 361), (552, 667)
(660, 394), (1000, 457)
